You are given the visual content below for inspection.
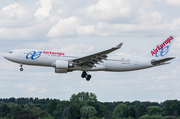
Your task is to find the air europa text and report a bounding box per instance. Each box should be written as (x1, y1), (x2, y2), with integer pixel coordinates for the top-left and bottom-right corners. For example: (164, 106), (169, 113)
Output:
(151, 36), (173, 56)
(43, 51), (65, 56)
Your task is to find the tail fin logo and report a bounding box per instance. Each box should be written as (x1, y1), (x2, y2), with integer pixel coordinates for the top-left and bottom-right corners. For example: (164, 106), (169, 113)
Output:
(155, 45), (169, 57)
(151, 36), (174, 56)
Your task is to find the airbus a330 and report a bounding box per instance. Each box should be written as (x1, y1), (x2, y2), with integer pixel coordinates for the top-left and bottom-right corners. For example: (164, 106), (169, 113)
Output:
(3, 35), (175, 81)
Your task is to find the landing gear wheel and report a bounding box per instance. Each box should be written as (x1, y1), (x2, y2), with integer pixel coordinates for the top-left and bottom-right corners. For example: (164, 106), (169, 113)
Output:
(86, 75), (91, 81)
(20, 68), (23, 71)
(81, 71), (87, 78)
(20, 64), (23, 71)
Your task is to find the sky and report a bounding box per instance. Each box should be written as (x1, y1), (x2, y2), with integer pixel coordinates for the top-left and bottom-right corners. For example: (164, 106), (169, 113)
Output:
(1, 0), (180, 103)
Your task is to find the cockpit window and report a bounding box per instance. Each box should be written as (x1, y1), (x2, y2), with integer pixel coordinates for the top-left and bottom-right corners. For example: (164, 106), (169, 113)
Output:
(8, 51), (13, 53)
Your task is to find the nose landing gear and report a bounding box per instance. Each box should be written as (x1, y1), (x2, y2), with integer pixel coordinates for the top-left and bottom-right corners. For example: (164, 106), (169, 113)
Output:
(81, 71), (92, 81)
(20, 64), (23, 71)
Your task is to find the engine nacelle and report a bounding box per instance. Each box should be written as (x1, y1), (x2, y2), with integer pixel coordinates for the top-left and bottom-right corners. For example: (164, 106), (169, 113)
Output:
(55, 68), (67, 73)
(55, 60), (73, 73)
(56, 60), (68, 69)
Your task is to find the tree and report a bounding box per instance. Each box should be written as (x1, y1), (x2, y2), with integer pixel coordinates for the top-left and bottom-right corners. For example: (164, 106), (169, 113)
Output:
(113, 103), (128, 118)
(31, 107), (41, 117)
(39, 110), (52, 118)
(129, 106), (136, 118)
(70, 92), (98, 119)
(137, 103), (148, 117)
(55, 100), (71, 119)
(80, 106), (97, 119)
(47, 99), (58, 116)
(21, 104), (31, 115)
(12, 105), (22, 119)
(93, 103), (108, 118)
(162, 100), (180, 116)
(148, 106), (162, 115)
(18, 114), (38, 119)
(70, 92), (97, 106)
(61, 106), (71, 119)
(1, 104), (10, 117)
(174, 110), (179, 117)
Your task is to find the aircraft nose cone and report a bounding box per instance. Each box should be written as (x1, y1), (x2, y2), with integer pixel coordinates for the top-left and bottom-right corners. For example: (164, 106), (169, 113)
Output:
(3, 53), (8, 59)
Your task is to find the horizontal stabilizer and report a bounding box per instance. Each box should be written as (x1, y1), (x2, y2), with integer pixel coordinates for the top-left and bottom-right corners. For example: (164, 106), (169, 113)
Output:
(151, 57), (175, 65)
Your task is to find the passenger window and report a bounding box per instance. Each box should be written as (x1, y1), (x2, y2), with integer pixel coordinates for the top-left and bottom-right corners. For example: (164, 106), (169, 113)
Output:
(8, 51), (13, 53)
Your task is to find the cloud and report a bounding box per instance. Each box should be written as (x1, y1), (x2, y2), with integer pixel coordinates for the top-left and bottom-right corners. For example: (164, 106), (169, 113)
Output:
(82, 0), (131, 21)
(0, 3), (33, 27)
(60, 44), (95, 53)
(166, 0), (180, 6)
(0, 0), (179, 40)
(77, 25), (96, 35)
(137, 10), (165, 25)
(47, 16), (82, 37)
(2, 3), (19, 11)
(34, 0), (53, 18)
(157, 75), (168, 80)
(27, 87), (36, 92)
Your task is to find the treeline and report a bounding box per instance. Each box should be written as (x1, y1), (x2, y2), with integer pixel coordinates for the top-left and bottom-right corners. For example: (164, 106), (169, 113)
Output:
(0, 92), (180, 119)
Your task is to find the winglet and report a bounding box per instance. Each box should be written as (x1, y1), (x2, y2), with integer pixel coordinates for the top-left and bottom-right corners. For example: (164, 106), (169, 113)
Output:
(114, 43), (123, 49)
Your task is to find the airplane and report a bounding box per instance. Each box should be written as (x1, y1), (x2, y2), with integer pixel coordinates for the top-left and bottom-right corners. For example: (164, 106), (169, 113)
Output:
(3, 35), (175, 81)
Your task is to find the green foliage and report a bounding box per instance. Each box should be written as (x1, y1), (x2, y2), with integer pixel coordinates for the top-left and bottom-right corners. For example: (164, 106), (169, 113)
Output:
(0, 93), (180, 119)
(138, 104), (148, 117)
(174, 110), (179, 117)
(148, 106), (162, 115)
(162, 100), (180, 116)
(80, 106), (97, 119)
(55, 100), (71, 118)
(162, 116), (176, 119)
(47, 99), (58, 116)
(88, 117), (101, 119)
(113, 103), (128, 118)
(1, 104), (10, 117)
(31, 107), (41, 117)
(21, 104), (31, 115)
(70, 92), (98, 119)
(12, 105), (22, 119)
(129, 106), (136, 118)
(39, 110), (51, 118)
(41, 116), (54, 119)
(139, 114), (162, 119)
(18, 114), (38, 119)
(111, 117), (135, 119)
(61, 106), (71, 119)
(70, 92), (97, 106)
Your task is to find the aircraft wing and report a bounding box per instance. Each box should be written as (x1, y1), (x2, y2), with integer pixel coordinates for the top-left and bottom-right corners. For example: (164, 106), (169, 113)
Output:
(151, 57), (175, 65)
(72, 43), (123, 68)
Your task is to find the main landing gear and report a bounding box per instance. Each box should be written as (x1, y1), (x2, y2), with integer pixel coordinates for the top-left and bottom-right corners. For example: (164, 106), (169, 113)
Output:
(20, 64), (23, 71)
(81, 71), (91, 81)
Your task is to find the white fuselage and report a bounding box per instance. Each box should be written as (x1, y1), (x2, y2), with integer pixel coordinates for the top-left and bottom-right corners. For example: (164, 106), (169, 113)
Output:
(3, 49), (154, 72)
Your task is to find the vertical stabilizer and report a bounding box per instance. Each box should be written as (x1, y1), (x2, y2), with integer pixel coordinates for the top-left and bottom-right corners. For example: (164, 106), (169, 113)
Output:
(143, 35), (176, 58)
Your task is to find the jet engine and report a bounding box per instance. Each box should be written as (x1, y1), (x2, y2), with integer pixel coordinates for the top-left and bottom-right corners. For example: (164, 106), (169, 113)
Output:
(55, 68), (68, 73)
(55, 60), (73, 73)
